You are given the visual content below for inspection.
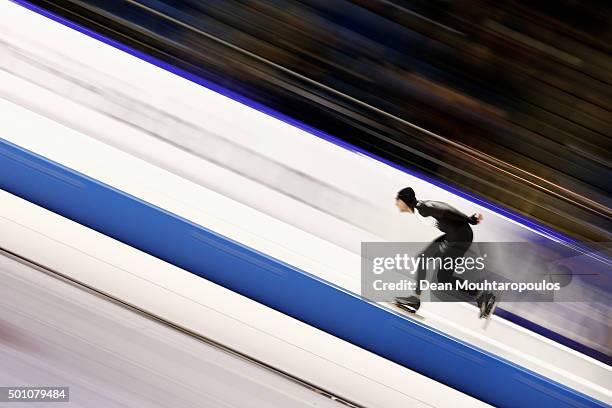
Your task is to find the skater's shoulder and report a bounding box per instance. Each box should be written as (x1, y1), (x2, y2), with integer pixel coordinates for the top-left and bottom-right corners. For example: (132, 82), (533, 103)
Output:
(417, 200), (447, 210)
(417, 201), (462, 218)
(416, 200), (440, 217)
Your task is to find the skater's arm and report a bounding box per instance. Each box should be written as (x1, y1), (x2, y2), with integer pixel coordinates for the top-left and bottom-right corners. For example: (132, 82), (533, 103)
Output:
(418, 201), (482, 225)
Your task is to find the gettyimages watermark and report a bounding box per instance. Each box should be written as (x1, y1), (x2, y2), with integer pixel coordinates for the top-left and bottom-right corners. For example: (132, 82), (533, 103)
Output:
(361, 242), (610, 302)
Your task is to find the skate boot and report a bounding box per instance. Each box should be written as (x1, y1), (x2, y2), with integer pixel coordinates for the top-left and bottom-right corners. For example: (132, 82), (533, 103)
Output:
(482, 292), (497, 318)
(478, 292), (497, 318)
(395, 296), (421, 313)
(477, 292), (487, 318)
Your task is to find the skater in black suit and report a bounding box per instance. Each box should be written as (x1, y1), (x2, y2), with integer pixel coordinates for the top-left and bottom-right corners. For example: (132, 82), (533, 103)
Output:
(394, 187), (496, 317)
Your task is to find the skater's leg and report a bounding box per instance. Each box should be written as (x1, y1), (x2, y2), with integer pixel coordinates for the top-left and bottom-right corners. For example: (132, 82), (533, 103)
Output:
(415, 235), (446, 296)
(435, 228), (479, 298)
(395, 235), (445, 312)
(435, 245), (478, 295)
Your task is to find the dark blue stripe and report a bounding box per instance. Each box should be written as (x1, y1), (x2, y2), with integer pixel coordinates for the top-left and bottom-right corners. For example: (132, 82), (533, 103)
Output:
(0, 139), (606, 408)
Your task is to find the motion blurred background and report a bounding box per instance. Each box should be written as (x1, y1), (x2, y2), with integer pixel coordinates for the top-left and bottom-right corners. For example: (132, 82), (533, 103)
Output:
(1, 0), (611, 382)
(27, 0), (612, 244)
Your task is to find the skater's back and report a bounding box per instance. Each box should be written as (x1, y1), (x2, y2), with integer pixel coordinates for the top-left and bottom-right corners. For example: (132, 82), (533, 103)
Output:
(416, 200), (479, 239)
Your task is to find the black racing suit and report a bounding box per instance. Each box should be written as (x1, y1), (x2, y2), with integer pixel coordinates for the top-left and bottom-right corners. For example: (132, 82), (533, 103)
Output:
(414, 200), (479, 297)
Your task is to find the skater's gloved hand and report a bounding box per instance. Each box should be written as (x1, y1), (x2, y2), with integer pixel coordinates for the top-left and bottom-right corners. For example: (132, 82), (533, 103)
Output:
(470, 213), (483, 225)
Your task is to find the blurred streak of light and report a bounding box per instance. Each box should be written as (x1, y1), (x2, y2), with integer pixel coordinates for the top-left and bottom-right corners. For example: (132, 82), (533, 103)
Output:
(68, 0), (612, 223)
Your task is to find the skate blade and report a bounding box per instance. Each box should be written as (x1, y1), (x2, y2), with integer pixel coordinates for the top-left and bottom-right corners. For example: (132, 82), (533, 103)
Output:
(391, 302), (424, 319)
